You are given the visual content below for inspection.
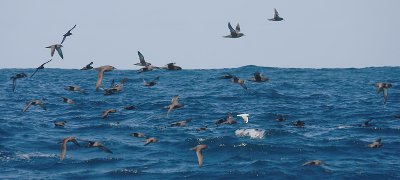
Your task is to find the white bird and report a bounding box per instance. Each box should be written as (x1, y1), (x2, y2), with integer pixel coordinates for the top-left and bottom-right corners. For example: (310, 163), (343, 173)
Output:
(237, 114), (249, 123)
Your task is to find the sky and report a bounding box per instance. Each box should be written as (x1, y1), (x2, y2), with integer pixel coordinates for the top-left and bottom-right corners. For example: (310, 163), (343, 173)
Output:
(1, 0), (399, 69)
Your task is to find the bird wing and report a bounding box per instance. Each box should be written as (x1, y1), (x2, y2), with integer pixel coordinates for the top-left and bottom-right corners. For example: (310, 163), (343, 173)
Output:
(43, 59), (52, 66)
(138, 51), (146, 64)
(274, 8), (279, 17)
(12, 78), (16, 92)
(23, 101), (33, 112)
(235, 23), (241, 33)
(167, 105), (174, 117)
(96, 68), (105, 91)
(228, 22), (237, 36)
(99, 145), (113, 153)
(383, 88), (388, 104)
(60, 140), (67, 160)
(56, 47), (64, 59)
(152, 76), (160, 82)
(240, 82), (248, 89)
(89, 62), (94, 66)
(50, 46), (56, 57)
(71, 139), (80, 147)
(30, 68), (40, 78)
(61, 36), (67, 44)
(196, 149), (203, 166)
(69, 24), (77, 32)
(38, 102), (46, 110)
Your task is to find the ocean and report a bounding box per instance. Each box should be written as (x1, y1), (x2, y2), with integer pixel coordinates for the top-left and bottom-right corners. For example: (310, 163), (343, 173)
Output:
(1, 66), (400, 179)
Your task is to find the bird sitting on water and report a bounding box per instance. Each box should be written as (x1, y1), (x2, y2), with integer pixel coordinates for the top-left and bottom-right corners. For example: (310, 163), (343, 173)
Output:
(302, 160), (323, 166)
(163, 63), (182, 70)
(373, 82), (392, 104)
(215, 112), (237, 125)
(143, 76), (160, 87)
(170, 118), (192, 127)
(223, 22), (244, 38)
(268, 8), (284, 21)
(368, 138), (383, 148)
(249, 72), (269, 82)
(10, 73), (27, 92)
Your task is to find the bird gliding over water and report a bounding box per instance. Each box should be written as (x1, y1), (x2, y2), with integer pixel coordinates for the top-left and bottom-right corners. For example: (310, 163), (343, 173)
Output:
(31, 59), (52, 78)
(373, 82), (392, 104)
(46, 44), (63, 59)
(10, 73), (27, 92)
(60, 24), (76, 44)
(135, 51), (152, 66)
(60, 136), (80, 161)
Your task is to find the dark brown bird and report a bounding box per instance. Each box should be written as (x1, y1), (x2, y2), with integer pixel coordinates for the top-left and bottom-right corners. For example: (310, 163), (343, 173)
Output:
(232, 76), (247, 89)
(302, 160), (323, 166)
(86, 141), (113, 154)
(130, 132), (146, 138)
(275, 114), (286, 122)
(135, 51), (152, 66)
(96, 65), (116, 91)
(143, 137), (158, 146)
(143, 76), (160, 87)
(54, 121), (67, 127)
(249, 72), (269, 82)
(368, 138), (383, 148)
(163, 63), (182, 70)
(138, 65), (159, 73)
(170, 118), (192, 127)
(81, 62), (94, 70)
(196, 126), (207, 131)
(61, 97), (74, 104)
(60, 24), (76, 44)
(124, 105), (136, 110)
(373, 82), (392, 104)
(191, 144), (207, 167)
(64, 85), (82, 92)
(60, 136), (80, 161)
(223, 22), (244, 38)
(165, 95), (184, 117)
(23, 99), (46, 112)
(10, 73), (27, 92)
(268, 8), (284, 21)
(102, 109), (117, 119)
(46, 44), (63, 59)
(31, 59), (52, 78)
(215, 113), (237, 125)
(293, 120), (305, 127)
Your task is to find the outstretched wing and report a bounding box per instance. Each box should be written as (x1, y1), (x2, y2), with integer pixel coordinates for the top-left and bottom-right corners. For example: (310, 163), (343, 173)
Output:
(138, 51), (145, 64)
(12, 79), (16, 92)
(30, 68), (40, 78)
(61, 36), (67, 44)
(60, 141), (67, 160)
(68, 24), (77, 32)
(274, 8), (279, 17)
(43, 59), (52, 66)
(196, 150), (203, 166)
(383, 88), (389, 104)
(50, 46), (56, 57)
(228, 22), (236, 36)
(235, 23), (240, 33)
(23, 101), (33, 112)
(99, 145), (113, 153)
(151, 76), (160, 82)
(96, 69), (105, 91)
(56, 47), (64, 59)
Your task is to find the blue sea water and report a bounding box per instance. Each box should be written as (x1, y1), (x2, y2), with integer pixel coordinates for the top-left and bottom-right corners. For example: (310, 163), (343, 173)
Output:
(1, 66), (400, 179)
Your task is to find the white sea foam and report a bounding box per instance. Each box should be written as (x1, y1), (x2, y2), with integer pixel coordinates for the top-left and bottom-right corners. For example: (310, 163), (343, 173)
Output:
(235, 129), (265, 139)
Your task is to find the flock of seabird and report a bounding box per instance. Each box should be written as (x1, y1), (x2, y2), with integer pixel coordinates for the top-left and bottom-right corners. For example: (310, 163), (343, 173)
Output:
(9, 8), (395, 168)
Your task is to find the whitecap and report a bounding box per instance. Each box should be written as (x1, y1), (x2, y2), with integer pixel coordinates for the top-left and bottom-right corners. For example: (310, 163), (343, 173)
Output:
(235, 129), (265, 139)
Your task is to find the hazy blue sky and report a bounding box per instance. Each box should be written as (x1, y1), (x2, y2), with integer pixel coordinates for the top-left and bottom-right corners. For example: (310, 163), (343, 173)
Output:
(1, 0), (399, 69)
